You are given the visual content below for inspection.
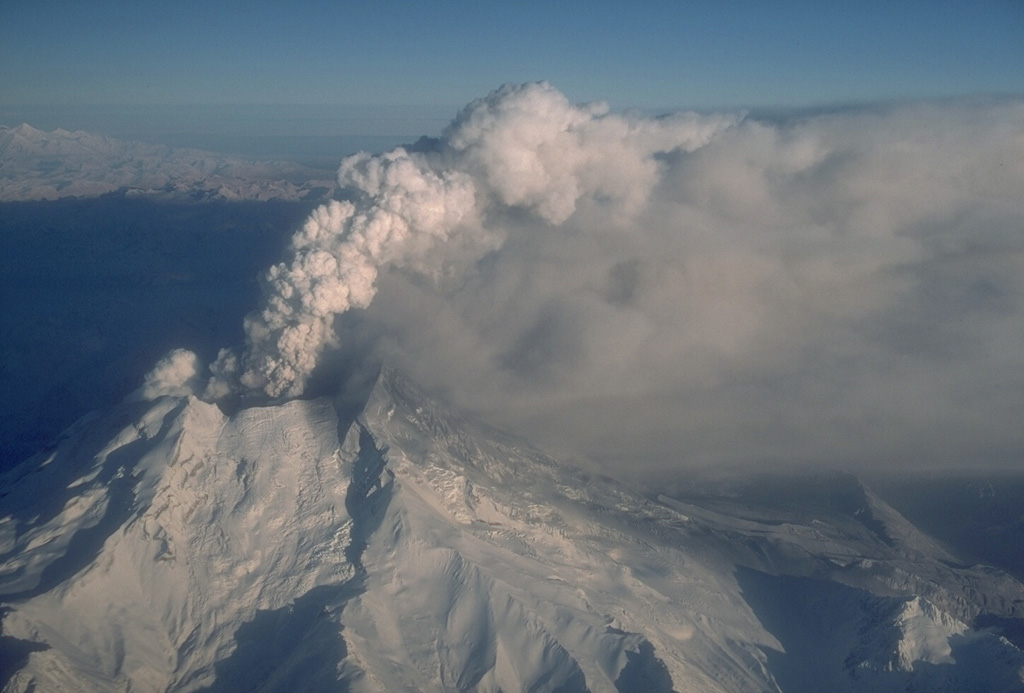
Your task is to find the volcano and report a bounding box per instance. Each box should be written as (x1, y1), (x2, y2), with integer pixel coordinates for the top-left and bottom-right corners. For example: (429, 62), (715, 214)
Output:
(2, 368), (1023, 692)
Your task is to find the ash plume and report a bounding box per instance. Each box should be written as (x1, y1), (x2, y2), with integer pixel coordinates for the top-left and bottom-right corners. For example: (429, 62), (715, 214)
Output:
(142, 84), (1024, 472)
(195, 82), (734, 400)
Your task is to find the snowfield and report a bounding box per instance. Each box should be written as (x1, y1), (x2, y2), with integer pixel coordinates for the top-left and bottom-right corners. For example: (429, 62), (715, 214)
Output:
(2, 368), (1023, 691)
(0, 123), (333, 202)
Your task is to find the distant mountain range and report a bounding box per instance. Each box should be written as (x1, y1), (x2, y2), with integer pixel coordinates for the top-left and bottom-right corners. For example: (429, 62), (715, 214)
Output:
(2, 368), (1023, 691)
(0, 123), (334, 202)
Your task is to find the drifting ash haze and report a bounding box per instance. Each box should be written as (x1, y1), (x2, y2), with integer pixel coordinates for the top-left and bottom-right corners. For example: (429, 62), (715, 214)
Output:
(148, 82), (1024, 473)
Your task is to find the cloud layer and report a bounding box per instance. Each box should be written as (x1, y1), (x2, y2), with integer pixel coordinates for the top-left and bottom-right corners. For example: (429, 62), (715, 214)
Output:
(170, 83), (1024, 474)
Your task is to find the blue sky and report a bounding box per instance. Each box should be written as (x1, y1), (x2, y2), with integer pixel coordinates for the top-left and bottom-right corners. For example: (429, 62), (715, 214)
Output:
(2, 0), (1022, 138)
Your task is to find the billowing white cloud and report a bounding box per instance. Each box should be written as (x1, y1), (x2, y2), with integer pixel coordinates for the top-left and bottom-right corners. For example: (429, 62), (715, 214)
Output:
(186, 84), (1024, 473)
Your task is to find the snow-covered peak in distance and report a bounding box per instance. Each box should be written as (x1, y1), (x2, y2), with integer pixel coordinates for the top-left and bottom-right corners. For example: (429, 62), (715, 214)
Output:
(0, 123), (333, 202)
(1, 367), (1023, 691)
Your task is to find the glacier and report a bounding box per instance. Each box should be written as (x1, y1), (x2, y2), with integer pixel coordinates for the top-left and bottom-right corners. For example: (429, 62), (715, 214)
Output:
(2, 368), (1024, 691)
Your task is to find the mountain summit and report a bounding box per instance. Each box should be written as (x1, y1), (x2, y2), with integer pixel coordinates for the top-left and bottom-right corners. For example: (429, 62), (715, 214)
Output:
(2, 369), (1023, 691)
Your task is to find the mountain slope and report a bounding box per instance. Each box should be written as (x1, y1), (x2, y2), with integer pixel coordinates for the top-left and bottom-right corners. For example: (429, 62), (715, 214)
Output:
(2, 369), (1023, 691)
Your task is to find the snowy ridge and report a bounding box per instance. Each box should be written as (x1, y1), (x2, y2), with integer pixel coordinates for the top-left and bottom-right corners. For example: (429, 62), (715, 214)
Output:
(2, 368), (1024, 691)
(0, 123), (332, 202)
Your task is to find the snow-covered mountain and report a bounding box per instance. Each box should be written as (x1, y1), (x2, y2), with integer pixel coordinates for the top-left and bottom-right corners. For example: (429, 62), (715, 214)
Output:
(2, 368), (1023, 692)
(0, 123), (333, 202)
